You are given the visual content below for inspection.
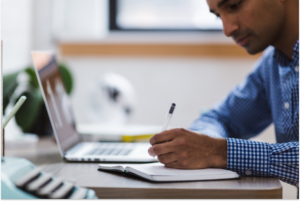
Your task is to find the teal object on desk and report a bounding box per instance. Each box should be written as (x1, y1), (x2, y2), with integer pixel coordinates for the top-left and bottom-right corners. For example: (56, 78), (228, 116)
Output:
(1, 157), (98, 199)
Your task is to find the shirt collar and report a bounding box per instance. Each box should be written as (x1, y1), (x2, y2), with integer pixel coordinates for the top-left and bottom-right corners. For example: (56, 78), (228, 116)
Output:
(273, 39), (299, 67)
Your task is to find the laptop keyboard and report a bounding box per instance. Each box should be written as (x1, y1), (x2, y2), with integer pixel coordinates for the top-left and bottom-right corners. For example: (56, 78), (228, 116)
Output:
(84, 143), (133, 156)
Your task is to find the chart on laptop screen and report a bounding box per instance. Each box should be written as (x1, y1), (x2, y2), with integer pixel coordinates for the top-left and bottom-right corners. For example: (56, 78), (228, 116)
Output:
(32, 52), (80, 152)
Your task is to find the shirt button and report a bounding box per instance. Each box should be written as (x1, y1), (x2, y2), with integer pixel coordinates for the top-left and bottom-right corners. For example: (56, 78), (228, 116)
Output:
(284, 102), (290, 109)
(245, 170), (252, 176)
(295, 66), (299, 72)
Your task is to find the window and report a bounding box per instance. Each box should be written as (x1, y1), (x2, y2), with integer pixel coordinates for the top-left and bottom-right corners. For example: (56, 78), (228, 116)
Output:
(109, 0), (223, 31)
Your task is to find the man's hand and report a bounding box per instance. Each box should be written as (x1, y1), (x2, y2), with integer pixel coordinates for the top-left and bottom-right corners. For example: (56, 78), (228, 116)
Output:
(148, 128), (227, 169)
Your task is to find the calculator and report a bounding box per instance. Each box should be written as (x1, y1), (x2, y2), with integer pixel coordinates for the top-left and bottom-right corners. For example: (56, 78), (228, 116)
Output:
(1, 157), (98, 199)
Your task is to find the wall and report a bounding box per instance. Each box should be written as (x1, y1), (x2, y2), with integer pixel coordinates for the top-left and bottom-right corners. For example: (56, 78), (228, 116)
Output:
(2, 0), (33, 73)
(31, 0), (108, 51)
(63, 56), (275, 135)
(64, 56), (252, 125)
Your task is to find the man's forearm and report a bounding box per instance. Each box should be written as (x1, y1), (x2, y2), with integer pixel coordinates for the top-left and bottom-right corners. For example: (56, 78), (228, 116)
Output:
(211, 138), (227, 169)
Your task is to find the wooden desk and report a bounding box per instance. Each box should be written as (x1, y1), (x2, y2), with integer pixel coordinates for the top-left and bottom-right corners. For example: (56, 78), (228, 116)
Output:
(6, 137), (282, 199)
(39, 163), (282, 199)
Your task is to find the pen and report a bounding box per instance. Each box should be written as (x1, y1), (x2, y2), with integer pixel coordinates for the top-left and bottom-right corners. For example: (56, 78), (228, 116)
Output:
(3, 96), (27, 128)
(162, 103), (176, 131)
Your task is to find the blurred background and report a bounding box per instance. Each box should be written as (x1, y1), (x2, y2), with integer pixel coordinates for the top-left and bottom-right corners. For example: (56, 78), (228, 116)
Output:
(1, 0), (296, 198)
(2, 0), (252, 128)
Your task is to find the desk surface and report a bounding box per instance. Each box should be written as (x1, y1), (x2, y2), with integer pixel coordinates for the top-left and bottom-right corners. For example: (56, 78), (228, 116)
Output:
(6, 137), (282, 199)
(39, 162), (281, 199)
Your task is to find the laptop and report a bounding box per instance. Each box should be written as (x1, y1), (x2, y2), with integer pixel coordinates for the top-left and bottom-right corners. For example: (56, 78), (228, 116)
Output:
(31, 51), (158, 162)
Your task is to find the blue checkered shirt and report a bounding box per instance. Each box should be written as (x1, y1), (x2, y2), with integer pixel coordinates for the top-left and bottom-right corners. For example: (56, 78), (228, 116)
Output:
(190, 40), (299, 186)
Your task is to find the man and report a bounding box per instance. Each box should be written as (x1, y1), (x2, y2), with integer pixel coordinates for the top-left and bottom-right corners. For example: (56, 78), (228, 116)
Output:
(148, 0), (299, 188)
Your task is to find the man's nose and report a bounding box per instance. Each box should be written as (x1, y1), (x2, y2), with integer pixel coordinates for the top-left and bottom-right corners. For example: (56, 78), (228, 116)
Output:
(222, 16), (239, 37)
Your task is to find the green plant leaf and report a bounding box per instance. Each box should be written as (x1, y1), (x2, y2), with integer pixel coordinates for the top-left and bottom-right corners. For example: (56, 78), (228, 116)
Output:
(24, 67), (39, 88)
(15, 90), (44, 132)
(3, 71), (19, 114)
(59, 64), (74, 95)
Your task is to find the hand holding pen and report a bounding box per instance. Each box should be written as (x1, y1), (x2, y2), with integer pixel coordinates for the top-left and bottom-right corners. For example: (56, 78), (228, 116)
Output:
(149, 103), (176, 158)
(148, 102), (227, 169)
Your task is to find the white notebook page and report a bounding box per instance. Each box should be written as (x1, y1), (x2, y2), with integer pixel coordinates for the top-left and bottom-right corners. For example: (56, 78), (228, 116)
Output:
(99, 162), (239, 181)
(127, 163), (237, 176)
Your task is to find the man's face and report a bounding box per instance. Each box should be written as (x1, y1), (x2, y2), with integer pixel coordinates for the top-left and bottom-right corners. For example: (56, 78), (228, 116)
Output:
(207, 0), (285, 54)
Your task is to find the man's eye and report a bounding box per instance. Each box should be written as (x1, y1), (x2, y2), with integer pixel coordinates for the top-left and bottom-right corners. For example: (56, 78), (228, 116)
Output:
(230, 1), (241, 9)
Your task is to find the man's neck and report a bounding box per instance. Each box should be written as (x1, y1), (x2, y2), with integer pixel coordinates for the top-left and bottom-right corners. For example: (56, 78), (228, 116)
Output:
(272, 1), (299, 60)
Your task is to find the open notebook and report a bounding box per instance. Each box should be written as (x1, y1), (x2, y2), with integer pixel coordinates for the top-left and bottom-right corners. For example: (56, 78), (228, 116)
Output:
(98, 163), (240, 182)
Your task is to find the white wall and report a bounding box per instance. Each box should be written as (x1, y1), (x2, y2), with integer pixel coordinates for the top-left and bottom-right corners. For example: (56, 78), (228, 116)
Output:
(31, 0), (108, 51)
(31, 0), (56, 50)
(63, 56), (271, 130)
(2, 0), (33, 73)
(52, 0), (108, 41)
(2, 0), (109, 73)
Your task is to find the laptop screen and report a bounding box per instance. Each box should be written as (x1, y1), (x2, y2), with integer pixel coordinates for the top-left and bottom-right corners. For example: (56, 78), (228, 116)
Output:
(32, 52), (80, 155)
